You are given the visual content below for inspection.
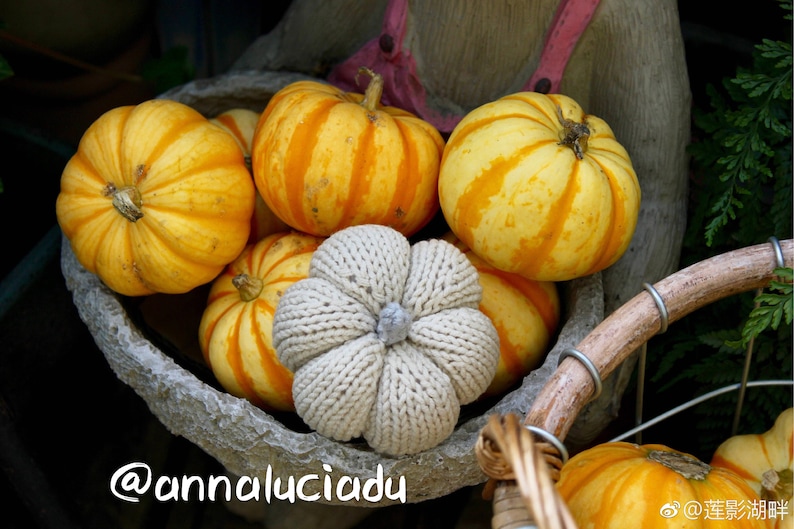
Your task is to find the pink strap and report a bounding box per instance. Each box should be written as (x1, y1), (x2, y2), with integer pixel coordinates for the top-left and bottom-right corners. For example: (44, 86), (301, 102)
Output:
(327, 0), (601, 133)
(326, 0), (462, 132)
(524, 0), (602, 93)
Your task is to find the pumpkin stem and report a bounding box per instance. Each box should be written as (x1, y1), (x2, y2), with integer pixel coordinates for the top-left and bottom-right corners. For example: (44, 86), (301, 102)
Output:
(761, 468), (793, 502)
(647, 450), (711, 480)
(356, 66), (384, 114)
(556, 106), (590, 160)
(107, 183), (144, 222)
(232, 273), (264, 302)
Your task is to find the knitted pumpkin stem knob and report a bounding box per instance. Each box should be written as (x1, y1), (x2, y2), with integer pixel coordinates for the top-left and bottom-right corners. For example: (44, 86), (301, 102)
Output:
(376, 301), (412, 346)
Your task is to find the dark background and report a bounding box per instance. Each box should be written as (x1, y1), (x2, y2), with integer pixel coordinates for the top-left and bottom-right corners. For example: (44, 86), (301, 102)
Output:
(0, 1), (790, 528)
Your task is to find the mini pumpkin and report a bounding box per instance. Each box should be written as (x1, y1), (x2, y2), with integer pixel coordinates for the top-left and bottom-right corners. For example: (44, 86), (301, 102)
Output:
(198, 231), (325, 412)
(272, 224), (500, 456)
(56, 99), (255, 296)
(210, 108), (290, 243)
(441, 232), (560, 397)
(251, 67), (445, 237)
(557, 441), (769, 529)
(438, 92), (641, 282)
(711, 408), (793, 529)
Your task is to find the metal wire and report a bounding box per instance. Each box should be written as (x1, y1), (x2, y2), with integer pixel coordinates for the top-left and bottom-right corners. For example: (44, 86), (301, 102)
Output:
(609, 380), (794, 442)
(634, 282), (671, 444)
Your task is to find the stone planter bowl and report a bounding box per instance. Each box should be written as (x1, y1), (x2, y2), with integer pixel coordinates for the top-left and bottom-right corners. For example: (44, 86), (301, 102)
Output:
(60, 70), (605, 506)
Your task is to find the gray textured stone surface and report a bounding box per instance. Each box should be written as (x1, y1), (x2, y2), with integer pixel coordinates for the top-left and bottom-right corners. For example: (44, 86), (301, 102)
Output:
(61, 236), (602, 506)
(60, 70), (606, 506)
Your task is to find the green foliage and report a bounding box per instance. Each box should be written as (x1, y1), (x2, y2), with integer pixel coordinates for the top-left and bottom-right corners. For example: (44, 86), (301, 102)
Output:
(728, 267), (793, 349)
(642, 0), (793, 455)
(686, 3), (793, 253)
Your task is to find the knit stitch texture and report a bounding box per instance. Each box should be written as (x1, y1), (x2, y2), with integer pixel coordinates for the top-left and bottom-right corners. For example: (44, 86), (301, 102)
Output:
(272, 224), (500, 456)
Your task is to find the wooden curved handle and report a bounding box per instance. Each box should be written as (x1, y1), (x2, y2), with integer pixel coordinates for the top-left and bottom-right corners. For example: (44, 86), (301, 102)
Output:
(524, 238), (793, 440)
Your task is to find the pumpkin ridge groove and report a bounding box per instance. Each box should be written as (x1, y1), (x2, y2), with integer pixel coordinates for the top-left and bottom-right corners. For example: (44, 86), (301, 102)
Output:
(120, 107), (206, 187)
(390, 119), (425, 231)
(516, 156), (579, 278)
(224, 309), (255, 402)
(340, 109), (376, 227)
(200, 295), (236, 365)
(252, 300), (293, 408)
(583, 157), (634, 276)
(490, 270), (559, 333)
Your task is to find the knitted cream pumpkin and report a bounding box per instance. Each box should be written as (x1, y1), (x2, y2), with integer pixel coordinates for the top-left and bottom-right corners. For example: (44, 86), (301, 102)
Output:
(272, 224), (500, 456)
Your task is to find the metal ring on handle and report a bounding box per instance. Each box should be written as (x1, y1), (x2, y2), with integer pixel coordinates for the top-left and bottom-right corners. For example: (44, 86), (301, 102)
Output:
(524, 425), (569, 465)
(643, 282), (669, 334)
(769, 236), (785, 268)
(558, 348), (602, 402)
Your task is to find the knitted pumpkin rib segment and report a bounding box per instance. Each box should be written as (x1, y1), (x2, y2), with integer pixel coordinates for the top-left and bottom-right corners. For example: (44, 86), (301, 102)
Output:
(364, 343), (459, 456)
(272, 277), (375, 372)
(408, 308), (500, 405)
(402, 238), (482, 318)
(292, 334), (386, 441)
(309, 224), (410, 313)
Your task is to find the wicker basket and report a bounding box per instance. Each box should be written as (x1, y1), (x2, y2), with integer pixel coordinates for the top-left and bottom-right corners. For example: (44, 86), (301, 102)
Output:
(474, 237), (793, 528)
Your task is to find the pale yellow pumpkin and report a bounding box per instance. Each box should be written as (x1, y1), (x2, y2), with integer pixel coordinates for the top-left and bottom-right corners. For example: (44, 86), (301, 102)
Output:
(438, 92), (641, 282)
(711, 408), (793, 529)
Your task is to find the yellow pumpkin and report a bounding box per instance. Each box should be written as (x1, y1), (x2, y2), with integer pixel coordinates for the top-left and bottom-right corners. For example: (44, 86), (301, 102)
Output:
(210, 108), (290, 243)
(198, 231), (325, 412)
(251, 67), (445, 237)
(557, 441), (769, 529)
(441, 232), (560, 397)
(438, 92), (641, 282)
(56, 99), (255, 296)
(711, 408), (793, 529)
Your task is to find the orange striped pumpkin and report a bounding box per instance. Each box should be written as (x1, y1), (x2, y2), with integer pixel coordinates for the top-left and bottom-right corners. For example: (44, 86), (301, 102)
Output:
(557, 442), (769, 529)
(198, 231), (325, 411)
(442, 233), (560, 397)
(56, 99), (255, 296)
(251, 68), (445, 237)
(210, 108), (290, 243)
(438, 92), (641, 282)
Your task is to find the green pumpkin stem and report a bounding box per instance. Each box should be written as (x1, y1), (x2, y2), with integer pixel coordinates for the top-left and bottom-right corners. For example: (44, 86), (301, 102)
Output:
(232, 273), (264, 302)
(357, 66), (384, 114)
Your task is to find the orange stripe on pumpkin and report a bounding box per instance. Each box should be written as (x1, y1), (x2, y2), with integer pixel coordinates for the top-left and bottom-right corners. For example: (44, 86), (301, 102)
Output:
(282, 98), (338, 233)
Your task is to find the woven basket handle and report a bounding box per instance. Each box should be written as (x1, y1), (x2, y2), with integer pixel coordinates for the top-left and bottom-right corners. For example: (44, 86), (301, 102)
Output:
(525, 237), (791, 440)
(477, 238), (792, 529)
